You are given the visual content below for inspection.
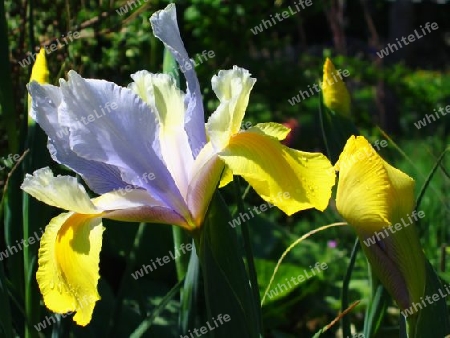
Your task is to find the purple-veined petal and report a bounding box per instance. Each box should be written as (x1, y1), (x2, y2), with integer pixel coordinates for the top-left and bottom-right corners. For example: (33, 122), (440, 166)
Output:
(57, 71), (190, 217)
(150, 4), (207, 158)
(27, 82), (131, 194)
(93, 189), (190, 228)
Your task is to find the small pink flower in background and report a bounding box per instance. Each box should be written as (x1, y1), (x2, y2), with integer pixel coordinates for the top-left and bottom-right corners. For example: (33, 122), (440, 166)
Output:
(327, 240), (337, 248)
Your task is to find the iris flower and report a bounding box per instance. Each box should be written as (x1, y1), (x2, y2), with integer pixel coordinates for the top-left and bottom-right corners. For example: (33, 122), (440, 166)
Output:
(22, 4), (335, 325)
(322, 57), (351, 116)
(335, 135), (425, 311)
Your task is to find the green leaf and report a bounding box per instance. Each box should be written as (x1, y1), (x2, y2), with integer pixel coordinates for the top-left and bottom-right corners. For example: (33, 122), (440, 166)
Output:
(198, 192), (261, 338)
(363, 279), (389, 338)
(179, 244), (201, 333)
(407, 260), (450, 337)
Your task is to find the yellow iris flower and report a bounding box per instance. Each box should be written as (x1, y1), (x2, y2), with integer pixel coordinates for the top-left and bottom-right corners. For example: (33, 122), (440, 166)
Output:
(335, 135), (425, 311)
(322, 57), (351, 116)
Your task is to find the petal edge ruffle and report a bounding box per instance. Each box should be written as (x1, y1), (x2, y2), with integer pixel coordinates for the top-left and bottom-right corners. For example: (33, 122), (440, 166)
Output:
(36, 212), (104, 326)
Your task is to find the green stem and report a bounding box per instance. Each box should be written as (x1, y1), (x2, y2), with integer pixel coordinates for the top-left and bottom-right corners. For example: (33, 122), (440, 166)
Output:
(232, 177), (263, 334)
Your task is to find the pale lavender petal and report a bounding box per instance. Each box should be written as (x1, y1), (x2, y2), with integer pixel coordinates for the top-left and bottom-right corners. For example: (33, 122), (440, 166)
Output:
(94, 189), (189, 228)
(58, 71), (189, 214)
(150, 4), (207, 158)
(27, 82), (130, 194)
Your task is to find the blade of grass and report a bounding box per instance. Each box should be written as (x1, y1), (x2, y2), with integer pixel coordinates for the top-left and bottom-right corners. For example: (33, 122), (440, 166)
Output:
(415, 146), (450, 211)
(261, 222), (347, 305)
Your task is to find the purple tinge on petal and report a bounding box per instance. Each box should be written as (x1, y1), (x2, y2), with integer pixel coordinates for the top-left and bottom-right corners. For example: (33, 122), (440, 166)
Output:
(94, 187), (189, 227)
(186, 153), (224, 226)
(57, 72), (189, 215)
(105, 206), (189, 229)
(27, 81), (132, 194)
(150, 4), (207, 159)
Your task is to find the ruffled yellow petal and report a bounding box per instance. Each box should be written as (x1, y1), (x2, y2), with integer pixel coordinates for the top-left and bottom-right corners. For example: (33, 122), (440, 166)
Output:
(206, 66), (256, 150)
(322, 58), (351, 116)
(21, 167), (100, 215)
(219, 129), (335, 214)
(36, 212), (105, 326)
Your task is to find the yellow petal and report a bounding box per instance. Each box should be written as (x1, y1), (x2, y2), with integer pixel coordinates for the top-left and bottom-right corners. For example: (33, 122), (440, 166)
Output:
(335, 135), (425, 307)
(29, 49), (49, 84)
(21, 167), (100, 215)
(206, 66), (256, 150)
(219, 165), (233, 188)
(36, 212), (104, 326)
(322, 58), (351, 116)
(253, 122), (290, 141)
(335, 136), (391, 232)
(217, 123), (290, 189)
(219, 129), (335, 214)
